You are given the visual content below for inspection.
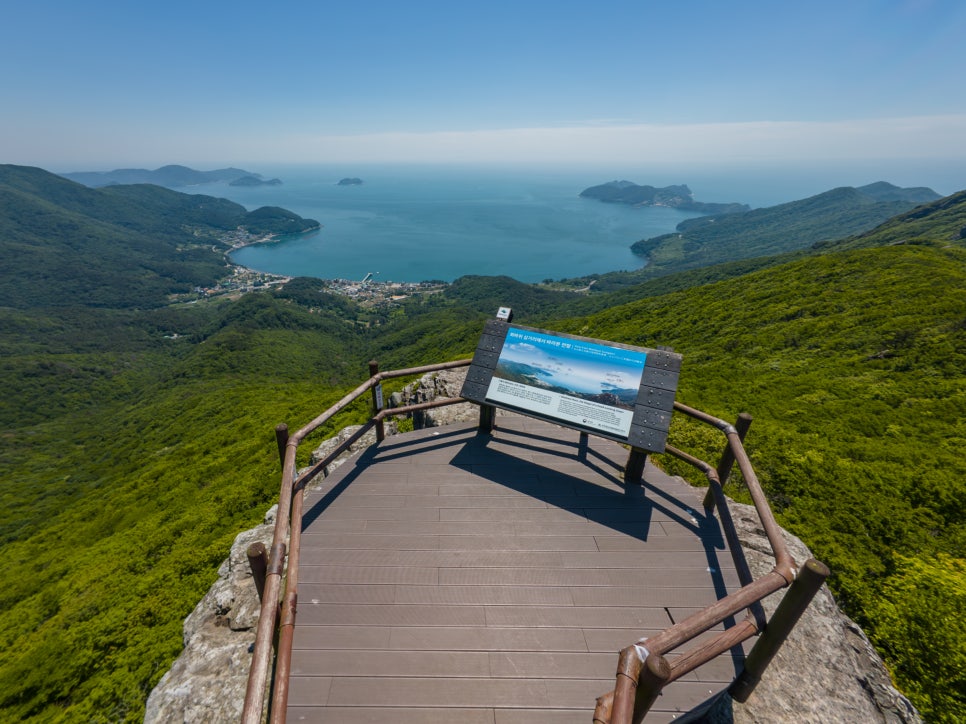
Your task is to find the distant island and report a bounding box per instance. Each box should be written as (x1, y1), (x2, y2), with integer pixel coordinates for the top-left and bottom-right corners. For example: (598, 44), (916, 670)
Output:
(60, 164), (281, 189)
(229, 175), (282, 187)
(337, 177), (363, 186)
(580, 180), (750, 215)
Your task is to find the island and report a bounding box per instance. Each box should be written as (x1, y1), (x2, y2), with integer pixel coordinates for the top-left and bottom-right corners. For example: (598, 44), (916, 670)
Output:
(229, 175), (283, 187)
(580, 180), (749, 215)
(337, 177), (363, 186)
(60, 164), (282, 189)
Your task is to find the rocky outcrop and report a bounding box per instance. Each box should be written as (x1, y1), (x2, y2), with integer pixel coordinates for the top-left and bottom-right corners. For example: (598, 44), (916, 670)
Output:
(143, 510), (276, 723)
(144, 370), (477, 722)
(145, 368), (918, 723)
(698, 502), (920, 723)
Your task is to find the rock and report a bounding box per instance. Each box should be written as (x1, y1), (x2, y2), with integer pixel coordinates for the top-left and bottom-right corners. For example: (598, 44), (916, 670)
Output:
(143, 511), (276, 723)
(696, 501), (920, 723)
(388, 368), (478, 429)
(146, 367), (918, 722)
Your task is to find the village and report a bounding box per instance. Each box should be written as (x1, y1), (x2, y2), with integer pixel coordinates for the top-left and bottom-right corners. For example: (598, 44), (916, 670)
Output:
(187, 263), (448, 308)
(319, 275), (448, 306)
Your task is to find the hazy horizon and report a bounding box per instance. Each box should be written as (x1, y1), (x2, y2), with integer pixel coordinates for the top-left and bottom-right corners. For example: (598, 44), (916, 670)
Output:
(43, 158), (966, 209)
(3, 1), (965, 181)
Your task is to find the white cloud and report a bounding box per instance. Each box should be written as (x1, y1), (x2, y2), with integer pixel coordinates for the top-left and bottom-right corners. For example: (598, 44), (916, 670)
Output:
(255, 115), (966, 166)
(8, 114), (966, 170)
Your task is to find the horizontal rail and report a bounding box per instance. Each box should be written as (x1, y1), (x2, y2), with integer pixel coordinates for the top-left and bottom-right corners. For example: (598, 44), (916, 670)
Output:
(242, 358), (823, 724)
(241, 359), (472, 724)
(290, 359), (472, 446)
(597, 404), (824, 724)
(673, 402), (795, 581)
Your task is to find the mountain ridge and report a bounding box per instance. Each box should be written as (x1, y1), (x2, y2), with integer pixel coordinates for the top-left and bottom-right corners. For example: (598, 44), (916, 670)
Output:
(60, 164), (269, 188)
(0, 166), (963, 721)
(626, 182), (941, 278)
(0, 165), (319, 309)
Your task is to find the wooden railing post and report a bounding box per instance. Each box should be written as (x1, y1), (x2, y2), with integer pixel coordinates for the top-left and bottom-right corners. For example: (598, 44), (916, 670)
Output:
(368, 360), (385, 441)
(729, 558), (830, 702)
(633, 653), (671, 722)
(704, 412), (752, 509)
(247, 542), (268, 602)
(275, 423), (289, 468)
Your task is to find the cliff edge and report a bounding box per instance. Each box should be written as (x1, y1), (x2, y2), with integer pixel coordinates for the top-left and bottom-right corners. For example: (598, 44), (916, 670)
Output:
(145, 369), (919, 723)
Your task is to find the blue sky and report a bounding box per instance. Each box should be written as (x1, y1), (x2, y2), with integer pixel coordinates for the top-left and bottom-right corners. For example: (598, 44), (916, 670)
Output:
(3, 0), (966, 184)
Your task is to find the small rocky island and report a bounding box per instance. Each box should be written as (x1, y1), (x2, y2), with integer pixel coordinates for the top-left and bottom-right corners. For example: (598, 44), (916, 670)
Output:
(337, 177), (363, 186)
(581, 180), (749, 215)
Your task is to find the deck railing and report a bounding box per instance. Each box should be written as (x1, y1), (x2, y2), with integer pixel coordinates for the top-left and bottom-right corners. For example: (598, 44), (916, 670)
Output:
(593, 401), (829, 724)
(240, 359), (828, 724)
(241, 359), (473, 724)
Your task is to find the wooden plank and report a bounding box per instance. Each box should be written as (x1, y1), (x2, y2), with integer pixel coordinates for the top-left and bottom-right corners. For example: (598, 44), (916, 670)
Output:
(298, 565), (439, 585)
(483, 605), (670, 629)
(310, 549), (568, 568)
(386, 626), (590, 652)
(296, 583), (575, 606)
(439, 567), (740, 588)
(288, 707), (496, 724)
(290, 625), (390, 651)
(488, 652), (615, 679)
(291, 650), (491, 678)
(287, 416), (746, 721)
(319, 676), (607, 709)
(297, 603), (487, 627)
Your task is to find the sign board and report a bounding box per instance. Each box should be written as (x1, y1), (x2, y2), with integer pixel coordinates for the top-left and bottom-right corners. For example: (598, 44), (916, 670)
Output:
(460, 321), (681, 453)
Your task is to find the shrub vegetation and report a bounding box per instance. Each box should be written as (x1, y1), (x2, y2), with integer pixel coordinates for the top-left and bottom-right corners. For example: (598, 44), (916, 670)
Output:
(1, 165), (964, 721)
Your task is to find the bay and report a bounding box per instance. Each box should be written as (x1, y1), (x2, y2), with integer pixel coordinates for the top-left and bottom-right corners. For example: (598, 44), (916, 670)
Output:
(186, 166), (708, 283)
(183, 161), (964, 284)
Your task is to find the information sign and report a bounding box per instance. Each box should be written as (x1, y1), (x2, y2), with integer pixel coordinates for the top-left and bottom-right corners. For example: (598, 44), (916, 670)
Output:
(486, 327), (646, 439)
(460, 320), (682, 453)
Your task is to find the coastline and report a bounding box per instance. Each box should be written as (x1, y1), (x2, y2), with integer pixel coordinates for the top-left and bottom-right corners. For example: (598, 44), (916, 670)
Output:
(214, 227), (454, 307)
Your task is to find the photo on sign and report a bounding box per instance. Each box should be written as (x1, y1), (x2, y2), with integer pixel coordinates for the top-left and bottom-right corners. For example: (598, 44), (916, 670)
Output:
(485, 328), (647, 438)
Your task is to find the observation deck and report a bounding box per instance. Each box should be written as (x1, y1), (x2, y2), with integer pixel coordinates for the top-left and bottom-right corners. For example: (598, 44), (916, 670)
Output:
(285, 415), (743, 722)
(241, 350), (827, 724)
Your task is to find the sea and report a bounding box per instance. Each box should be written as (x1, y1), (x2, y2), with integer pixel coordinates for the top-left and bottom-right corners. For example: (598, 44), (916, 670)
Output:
(178, 162), (965, 284)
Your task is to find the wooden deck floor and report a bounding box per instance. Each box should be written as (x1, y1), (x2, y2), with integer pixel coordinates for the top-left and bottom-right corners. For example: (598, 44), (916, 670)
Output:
(287, 415), (746, 723)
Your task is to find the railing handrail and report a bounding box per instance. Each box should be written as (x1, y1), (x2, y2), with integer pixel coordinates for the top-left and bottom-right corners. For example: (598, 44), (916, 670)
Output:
(241, 358), (472, 724)
(241, 359), (825, 724)
(594, 400), (826, 724)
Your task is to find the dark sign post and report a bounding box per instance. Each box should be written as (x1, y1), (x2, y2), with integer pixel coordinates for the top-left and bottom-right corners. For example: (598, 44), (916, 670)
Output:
(460, 317), (682, 484)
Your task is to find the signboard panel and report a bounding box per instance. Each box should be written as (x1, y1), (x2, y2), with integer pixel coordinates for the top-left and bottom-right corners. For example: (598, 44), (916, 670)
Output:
(486, 328), (647, 439)
(460, 321), (682, 453)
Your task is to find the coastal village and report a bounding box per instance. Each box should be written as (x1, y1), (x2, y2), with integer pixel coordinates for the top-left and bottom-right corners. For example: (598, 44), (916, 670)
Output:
(188, 265), (447, 307)
(176, 229), (450, 307)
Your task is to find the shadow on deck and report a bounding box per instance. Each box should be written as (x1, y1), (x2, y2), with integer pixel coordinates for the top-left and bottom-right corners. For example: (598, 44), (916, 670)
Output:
(287, 415), (745, 723)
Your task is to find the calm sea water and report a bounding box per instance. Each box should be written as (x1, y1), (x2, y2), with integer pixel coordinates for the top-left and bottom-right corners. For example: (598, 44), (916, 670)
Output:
(187, 166), (710, 283)
(181, 162), (964, 284)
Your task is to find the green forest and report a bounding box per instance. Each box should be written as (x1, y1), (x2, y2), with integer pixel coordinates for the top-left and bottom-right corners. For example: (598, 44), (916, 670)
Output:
(1, 165), (964, 721)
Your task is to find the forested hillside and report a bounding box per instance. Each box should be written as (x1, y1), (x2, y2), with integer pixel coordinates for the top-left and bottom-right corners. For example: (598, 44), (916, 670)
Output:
(618, 182), (939, 281)
(1, 167), (964, 721)
(555, 242), (966, 719)
(0, 165), (318, 308)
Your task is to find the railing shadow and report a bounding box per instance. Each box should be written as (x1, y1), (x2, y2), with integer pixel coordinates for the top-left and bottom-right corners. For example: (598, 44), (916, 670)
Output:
(300, 420), (733, 603)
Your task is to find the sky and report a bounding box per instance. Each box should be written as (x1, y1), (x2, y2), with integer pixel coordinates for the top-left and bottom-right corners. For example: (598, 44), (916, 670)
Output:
(3, 0), (966, 189)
